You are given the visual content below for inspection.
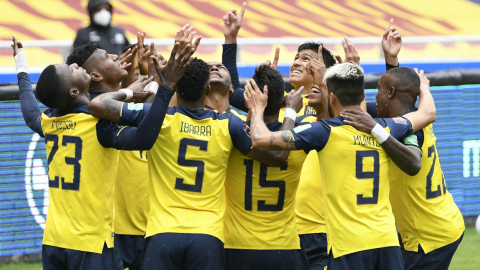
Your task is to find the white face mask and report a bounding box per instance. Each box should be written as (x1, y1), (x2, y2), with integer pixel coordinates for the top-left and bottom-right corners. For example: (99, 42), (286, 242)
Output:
(93, 9), (111, 27)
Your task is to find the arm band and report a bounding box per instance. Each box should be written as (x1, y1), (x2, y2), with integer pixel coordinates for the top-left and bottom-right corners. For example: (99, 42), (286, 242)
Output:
(371, 123), (390, 144)
(284, 108), (297, 121)
(119, 89), (133, 100)
(15, 48), (29, 74)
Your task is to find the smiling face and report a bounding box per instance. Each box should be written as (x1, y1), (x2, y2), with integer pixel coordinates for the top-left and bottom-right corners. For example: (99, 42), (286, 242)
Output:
(84, 49), (128, 84)
(289, 49), (317, 90)
(207, 61), (232, 89)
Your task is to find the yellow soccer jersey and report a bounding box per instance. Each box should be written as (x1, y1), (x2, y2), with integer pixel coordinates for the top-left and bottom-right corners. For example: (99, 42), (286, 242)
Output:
(279, 94), (314, 121)
(145, 107), (252, 242)
(290, 116), (413, 258)
(114, 150), (149, 235)
(389, 124), (464, 254)
(224, 121), (307, 250)
(295, 115), (326, 235)
(40, 106), (119, 253)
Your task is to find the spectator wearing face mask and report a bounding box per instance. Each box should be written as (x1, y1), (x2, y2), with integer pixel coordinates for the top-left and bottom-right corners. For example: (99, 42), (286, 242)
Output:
(73, 0), (130, 55)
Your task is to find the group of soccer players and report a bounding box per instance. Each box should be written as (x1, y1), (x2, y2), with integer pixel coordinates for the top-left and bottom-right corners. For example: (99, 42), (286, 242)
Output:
(12, 2), (465, 270)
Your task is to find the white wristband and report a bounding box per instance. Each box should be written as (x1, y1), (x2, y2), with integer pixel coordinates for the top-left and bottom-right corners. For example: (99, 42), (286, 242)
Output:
(284, 108), (297, 121)
(138, 75), (148, 80)
(118, 88), (133, 101)
(144, 81), (159, 94)
(371, 123), (390, 144)
(14, 48), (29, 74)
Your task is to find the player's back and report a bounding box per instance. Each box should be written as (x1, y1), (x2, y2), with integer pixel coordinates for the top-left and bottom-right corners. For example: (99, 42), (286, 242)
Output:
(146, 106), (250, 242)
(292, 116), (413, 258)
(224, 120), (307, 249)
(40, 105), (119, 253)
(389, 124), (464, 253)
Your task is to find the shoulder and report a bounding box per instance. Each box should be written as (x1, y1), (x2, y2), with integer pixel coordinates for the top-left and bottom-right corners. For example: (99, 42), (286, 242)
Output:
(374, 117), (409, 128)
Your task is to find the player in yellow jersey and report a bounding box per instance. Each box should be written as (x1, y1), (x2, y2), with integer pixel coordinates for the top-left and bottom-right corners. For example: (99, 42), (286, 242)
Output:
(12, 36), (155, 270)
(373, 67), (464, 269)
(91, 54), (288, 270)
(245, 62), (436, 270)
(223, 65), (309, 270)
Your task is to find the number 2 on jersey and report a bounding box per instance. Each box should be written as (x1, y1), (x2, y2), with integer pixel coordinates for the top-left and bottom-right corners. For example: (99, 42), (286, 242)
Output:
(244, 160), (286, 211)
(175, 138), (208, 193)
(356, 150), (380, 205)
(45, 134), (83, 191)
(426, 144), (446, 199)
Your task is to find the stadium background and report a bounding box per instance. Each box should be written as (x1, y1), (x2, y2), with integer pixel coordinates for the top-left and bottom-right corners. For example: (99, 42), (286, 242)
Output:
(0, 0), (480, 267)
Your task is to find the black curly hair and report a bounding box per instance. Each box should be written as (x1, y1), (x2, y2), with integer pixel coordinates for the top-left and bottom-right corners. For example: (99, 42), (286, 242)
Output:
(252, 65), (285, 116)
(176, 58), (210, 102)
(66, 42), (101, 67)
(297, 42), (336, 68)
(121, 43), (147, 54)
(36, 65), (65, 109)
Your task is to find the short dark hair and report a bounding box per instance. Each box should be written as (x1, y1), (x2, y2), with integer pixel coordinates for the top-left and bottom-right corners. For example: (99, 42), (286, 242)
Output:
(252, 65), (285, 116)
(324, 62), (364, 106)
(36, 65), (65, 109)
(297, 42), (336, 68)
(176, 58), (210, 102)
(385, 67), (421, 106)
(66, 42), (101, 67)
(121, 43), (147, 54)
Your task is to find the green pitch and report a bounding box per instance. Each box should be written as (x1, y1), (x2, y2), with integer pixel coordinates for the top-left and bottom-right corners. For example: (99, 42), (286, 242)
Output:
(1, 227), (479, 270)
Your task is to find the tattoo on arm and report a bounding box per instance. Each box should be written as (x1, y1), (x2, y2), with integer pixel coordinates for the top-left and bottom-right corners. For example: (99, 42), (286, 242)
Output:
(270, 133), (275, 143)
(269, 145), (283, 150)
(281, 131), (294, 145)
(104, 99), (120, 115)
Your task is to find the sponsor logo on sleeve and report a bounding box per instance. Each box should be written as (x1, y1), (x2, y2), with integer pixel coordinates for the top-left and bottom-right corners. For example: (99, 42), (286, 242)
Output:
(393, 117), (408, 125)
(293, 123), (312, 133)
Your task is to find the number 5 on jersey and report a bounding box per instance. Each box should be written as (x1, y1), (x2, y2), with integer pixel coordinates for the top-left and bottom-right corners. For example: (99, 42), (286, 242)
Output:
(175, 138), (208, 193)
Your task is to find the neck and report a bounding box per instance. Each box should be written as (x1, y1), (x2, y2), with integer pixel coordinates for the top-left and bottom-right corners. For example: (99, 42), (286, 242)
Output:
(177, 98), (205, 110)
(294, 82), (313, 95)
(263, 112), (279, 125)
(388, 100), (414, 118)
(205, 87), (230, 113)
(316, 110), (331, 121)
(89, 81), (121, 94)
(333, 104), (362, 117)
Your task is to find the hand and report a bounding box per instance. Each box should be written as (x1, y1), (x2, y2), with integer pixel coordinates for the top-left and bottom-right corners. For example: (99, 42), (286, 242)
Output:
(340, 109), (377, 134)
(126, 76), (155, 102)
(414, 68), (430, 92)
(263, 47), (280, 69)
(306, 46), (327, 86)
(137, 32), (150, 75)
(175, 24), (202, 58)
(11, 36), (23, 56)
(244, 79), (268, 113)
(119, 45), (136, 71)
(285, 86), (305, 113)
(341, 37), (360, 65)
(148, 42), (163, 85)
(382, 18), (402, 65)
(151, 42), (196, 90)
(223, 2), (246, 44)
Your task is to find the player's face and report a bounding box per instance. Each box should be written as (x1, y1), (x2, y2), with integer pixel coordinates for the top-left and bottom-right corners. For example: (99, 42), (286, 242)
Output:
(55, 63), (91, 98)
(308, 84), (326, 110)
(376, 74), (391, 118)
(87, 49), (128, 83)
(289, 49), (317, 88)
(208, 62), (232, 89)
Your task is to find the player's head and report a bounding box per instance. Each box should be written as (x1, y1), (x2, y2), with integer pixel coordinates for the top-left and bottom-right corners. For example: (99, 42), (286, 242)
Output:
(308, 83), (330, 116)
(176, 58), (210, 102)
(376, 67), (420, 118)
(324, 62), (364, 116)
(207, 61), (234, 93)
(251, 64), (285, 116)
(289, 42), (336, 90)
(66, 42), (128, 87)
(36, 64), (91, 111)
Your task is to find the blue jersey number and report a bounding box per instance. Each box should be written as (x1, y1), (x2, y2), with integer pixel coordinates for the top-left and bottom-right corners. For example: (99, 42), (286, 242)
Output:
(175, 138), (208, 193)
(45, 134), (83, 191)
(244, 160), (287, 211)
(426, 144), (446, 199)
(356, 150), (380, 205)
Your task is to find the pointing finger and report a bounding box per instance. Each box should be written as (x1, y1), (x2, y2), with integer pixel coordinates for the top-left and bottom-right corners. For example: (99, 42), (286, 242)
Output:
(389, 18), (394, 29)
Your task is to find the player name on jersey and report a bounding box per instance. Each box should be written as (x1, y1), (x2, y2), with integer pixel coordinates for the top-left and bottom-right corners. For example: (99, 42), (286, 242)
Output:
(51, 120), (77, 130)
(180, 121), (212, 137)
(353, 134), (381, 147)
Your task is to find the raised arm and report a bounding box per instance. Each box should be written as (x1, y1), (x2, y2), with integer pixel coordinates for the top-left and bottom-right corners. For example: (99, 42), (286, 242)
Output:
(97, 43), (196, 150)
(382, 18), (402, 69)
(403, 69), (436, 132)
(12, 36), (44, 136)
(341, 109), (421, 175)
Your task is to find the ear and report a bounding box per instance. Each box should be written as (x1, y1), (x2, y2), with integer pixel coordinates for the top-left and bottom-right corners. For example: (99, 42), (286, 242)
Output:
(90, 71), (103, 82)
(205, 85), (211, 96)
(69, 88), (80, 98)
(229, 84), (234, 94)
(329, 91), (336, 105)
(388, 87), (395, 99)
